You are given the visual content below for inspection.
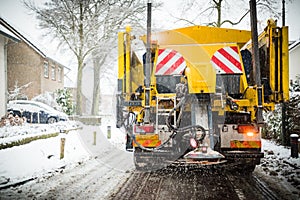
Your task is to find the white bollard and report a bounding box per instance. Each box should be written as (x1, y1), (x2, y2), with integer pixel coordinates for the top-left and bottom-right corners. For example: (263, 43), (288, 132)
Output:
(93, 131), (97, 145)
(107, 126), (111, 139)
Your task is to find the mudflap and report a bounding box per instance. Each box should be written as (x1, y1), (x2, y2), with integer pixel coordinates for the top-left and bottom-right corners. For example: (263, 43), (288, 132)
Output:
(125, 134), (133, 151)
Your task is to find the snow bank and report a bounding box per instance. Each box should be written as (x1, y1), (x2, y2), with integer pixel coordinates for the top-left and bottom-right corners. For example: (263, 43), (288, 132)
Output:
(0, 121), (91, 187)
(0, 121), (79, 145)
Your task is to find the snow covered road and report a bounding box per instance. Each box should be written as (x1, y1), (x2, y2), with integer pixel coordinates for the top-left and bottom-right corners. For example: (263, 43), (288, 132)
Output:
(0, 118), (299, 199)
(0, 158), (133, 199)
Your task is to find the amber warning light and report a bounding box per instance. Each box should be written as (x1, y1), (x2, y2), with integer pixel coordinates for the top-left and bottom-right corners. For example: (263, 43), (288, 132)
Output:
(237, 125), (259, 136)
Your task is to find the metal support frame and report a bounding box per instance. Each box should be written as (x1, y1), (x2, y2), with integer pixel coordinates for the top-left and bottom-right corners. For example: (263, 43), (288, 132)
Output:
(155, 96), (177, 132)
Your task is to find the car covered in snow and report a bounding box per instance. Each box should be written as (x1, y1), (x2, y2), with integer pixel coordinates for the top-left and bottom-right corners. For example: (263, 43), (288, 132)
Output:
(7, 100), (68, 124)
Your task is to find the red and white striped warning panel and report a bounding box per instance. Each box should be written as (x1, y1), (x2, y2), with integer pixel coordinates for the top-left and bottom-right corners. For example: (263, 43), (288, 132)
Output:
(155, 48), (186, 75)
(211, 46), (243, 74)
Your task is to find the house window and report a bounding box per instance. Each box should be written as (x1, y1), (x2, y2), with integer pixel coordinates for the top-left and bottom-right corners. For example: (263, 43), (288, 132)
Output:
(57, 67), (62, 82)
(51, 65), (56, 80)
(44, 62), (49, 78)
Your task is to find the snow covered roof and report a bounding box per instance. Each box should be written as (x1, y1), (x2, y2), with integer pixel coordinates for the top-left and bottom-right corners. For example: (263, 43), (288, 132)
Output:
(289, 39), (300, 52)
(0, 17), (70, 71)
(0, 17), (46, 58)
(0, 30), (19, 42)
(46, 56), (71, 71)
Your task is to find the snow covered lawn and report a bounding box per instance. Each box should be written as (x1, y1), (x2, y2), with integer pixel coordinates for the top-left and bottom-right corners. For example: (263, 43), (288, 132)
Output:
(0, 121), (91, 187)
(0, 121), (80, 148)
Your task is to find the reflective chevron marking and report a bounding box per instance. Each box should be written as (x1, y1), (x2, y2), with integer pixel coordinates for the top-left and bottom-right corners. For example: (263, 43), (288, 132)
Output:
(155, 49), (186, 75)
(211, 46), (243, 74)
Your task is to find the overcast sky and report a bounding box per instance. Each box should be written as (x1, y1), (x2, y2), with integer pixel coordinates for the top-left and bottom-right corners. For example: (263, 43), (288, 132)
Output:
(0, 0), (299, 72)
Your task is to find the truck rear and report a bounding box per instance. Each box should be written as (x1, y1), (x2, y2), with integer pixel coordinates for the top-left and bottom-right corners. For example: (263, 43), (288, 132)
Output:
(116, 14), (289, 172)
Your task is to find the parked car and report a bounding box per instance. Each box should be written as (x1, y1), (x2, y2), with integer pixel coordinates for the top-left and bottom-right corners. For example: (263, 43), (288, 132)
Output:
(7, 100), (68, 124)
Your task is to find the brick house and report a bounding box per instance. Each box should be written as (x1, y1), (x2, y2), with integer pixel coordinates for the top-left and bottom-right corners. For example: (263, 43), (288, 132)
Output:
(0, 17), (66, 101)
(0, 30), (19, 117)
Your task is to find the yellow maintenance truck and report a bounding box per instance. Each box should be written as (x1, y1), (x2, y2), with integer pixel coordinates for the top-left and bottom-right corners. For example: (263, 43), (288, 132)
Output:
(116, 3), (289, 172)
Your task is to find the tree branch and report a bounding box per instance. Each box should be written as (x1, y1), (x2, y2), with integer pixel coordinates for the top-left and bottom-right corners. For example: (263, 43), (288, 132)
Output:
(221, 9), (250, 26)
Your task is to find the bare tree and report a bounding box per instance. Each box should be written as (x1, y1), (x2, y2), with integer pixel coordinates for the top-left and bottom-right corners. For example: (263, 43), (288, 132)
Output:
(24, 0), (149, 115)
(87, 1), (149, 115)
(173, 0), (282, 27)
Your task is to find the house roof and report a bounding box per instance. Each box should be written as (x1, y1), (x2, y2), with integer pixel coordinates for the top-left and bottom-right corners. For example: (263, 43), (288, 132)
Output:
(0, 17), (46, 58)
(289, 39), (300, 52)
(0, 17), (69, 70)
(46, 56), (71, 71)
(0, 30), (19, 42)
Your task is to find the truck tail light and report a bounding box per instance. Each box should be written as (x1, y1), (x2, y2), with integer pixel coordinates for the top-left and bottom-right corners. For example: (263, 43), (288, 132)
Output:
(190, 138), (198, 149)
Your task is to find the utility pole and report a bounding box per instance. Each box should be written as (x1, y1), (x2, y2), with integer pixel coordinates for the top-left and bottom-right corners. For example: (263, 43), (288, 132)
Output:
(282, 0), (285, 26)
(249, 0), (263, 124)
(144, 2), (152, 124)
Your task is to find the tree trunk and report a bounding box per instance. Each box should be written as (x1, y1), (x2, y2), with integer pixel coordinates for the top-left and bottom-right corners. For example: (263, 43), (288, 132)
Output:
(76, 1), (84, 116)
(216, 0), (222, 27)
(91, 49), (108, 116)
(91, 56), (101, 116)
(76, 58), (84, 115)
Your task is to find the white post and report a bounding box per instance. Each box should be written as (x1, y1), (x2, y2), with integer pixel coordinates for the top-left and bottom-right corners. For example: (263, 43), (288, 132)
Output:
(93, 131), (96, 145)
